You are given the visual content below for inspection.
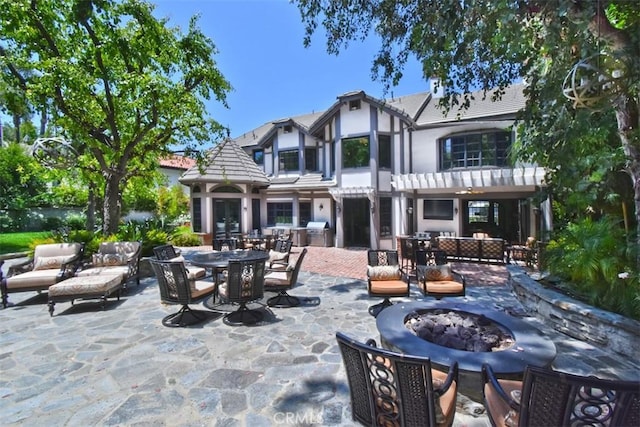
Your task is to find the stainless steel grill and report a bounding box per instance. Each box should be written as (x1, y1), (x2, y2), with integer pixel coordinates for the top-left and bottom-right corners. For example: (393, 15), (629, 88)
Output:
(306, 221), (333, 247)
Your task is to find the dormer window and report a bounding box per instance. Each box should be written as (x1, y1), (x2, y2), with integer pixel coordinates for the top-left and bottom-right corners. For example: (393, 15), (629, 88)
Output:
(283, 125), (293, 133)
(349, 99), (361, 111)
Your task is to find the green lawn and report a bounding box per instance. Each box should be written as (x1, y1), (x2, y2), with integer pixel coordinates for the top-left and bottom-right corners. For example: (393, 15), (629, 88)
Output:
(0, 232), (52, 255)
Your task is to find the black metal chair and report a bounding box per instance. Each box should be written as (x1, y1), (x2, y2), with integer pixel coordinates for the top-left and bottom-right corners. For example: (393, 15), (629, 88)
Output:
(267, 238), (293, 270)
(264, 248), (307, 307)
(415, 249), (448, 266)
(366, 250), (410, 317)
(336, 331), (459, 427)
(217, 257), (266, 325)
(213, 238), (237, 252)
(482, 363), (640, 427)
(150, 259), (216, 327)
(153, 244), (207, 280)
(398, 236), (418, 275)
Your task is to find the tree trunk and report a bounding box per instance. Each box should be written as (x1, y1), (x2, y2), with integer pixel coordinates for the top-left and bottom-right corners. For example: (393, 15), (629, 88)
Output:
(614, 96), (640, 269)
(86, 185), (96, 232)
(102, 173), (122, 235)
(12, 114), (20, 144)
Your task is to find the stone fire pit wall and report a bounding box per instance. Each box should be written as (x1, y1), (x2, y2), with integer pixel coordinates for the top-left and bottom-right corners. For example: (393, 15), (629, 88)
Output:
(508, 266), (640, 360)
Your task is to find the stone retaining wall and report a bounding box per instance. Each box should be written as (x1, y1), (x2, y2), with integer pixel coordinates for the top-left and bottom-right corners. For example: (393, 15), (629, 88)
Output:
(508, 265), (640, 360)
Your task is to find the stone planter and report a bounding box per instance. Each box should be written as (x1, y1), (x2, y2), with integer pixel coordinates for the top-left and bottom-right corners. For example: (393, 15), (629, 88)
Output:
(508, 265), (640, 360)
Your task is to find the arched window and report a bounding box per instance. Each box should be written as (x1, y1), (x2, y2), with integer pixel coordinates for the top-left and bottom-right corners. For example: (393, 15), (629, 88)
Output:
(192, 185), (201, 193)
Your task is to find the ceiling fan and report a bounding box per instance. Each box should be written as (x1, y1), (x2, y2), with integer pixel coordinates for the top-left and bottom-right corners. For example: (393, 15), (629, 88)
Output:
(455, 187), (485, 195)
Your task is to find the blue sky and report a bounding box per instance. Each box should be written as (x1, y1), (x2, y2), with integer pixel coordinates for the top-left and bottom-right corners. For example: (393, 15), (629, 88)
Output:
(152, 0), (430, 139)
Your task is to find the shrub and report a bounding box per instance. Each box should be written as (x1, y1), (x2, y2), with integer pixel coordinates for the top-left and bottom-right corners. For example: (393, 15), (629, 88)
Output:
(142, 228), (170, 256)
(171, 231), (201, 247)
(65, 213), (86, 230)
(545, 216), (639, 319)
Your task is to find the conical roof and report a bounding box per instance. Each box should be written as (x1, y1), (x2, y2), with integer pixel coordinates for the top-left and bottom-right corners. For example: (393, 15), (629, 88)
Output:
(179, 138), (270, 185)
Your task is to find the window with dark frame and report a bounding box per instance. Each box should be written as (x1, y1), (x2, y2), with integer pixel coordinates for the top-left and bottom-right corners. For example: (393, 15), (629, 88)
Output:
(423, 199), (454, 220)
(192, 198), (202, 232)
(378, 134), (391, 169)
(342, 136), (369, 168)
(279, 149), (299, 172)
(283, 125), (293, 133)
(267, 202), (293, 226)
(305, 148), (318, 171)
(253, 149), (264, 165)
(379, 197), (392, 237)
(349, 99), (361, 110)
(439, 130), (512, 170)
(299, 202), (311, 227)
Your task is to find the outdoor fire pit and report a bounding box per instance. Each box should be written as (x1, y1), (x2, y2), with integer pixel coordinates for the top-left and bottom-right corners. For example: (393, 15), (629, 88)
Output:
(376, 301), (556, 401)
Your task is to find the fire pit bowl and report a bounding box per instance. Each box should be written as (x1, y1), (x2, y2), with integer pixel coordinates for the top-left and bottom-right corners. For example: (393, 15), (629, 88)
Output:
(376, 301), (556, 401)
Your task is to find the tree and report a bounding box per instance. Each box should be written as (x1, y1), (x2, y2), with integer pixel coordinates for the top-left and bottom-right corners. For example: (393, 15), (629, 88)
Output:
(0, 0), (231, 234)
(295, 0), (639, 260)
(0, 143), (50, 230)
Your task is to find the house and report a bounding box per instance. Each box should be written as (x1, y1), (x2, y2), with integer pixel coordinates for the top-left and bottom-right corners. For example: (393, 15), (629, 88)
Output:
(159, 154), (196, 191)
(180, 80), (549, 249)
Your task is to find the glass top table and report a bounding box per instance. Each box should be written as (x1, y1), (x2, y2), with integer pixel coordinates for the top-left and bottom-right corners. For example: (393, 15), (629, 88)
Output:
(190, 249), (270, 270)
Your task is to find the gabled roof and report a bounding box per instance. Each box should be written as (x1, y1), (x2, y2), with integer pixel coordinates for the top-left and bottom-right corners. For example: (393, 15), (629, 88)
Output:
(233, 111), (325, 149)
(179, 138), (270, 185)
(415, 84), (526, 126)
(308, 90), (419, 135)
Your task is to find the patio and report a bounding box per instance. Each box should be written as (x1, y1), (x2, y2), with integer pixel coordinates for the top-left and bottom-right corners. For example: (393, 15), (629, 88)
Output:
(1, 246), (638, 426)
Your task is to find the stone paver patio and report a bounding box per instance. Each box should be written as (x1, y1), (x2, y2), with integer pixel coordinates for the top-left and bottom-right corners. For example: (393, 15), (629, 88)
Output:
(1, 246), (638, 426)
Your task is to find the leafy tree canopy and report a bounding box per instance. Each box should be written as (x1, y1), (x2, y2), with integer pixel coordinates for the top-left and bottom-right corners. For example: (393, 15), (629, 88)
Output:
(0, 0), (232, 234)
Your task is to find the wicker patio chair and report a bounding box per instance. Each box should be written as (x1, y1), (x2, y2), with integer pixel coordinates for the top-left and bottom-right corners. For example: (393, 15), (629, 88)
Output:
(482, 363), (640, 427)
(153, 244), (207, 280)
(150, 259), (216, 327)
(213, 238), (237, 251)
(264, 248), (307, 307)
(267, 238), (293, 270)
(217, 257), (266, 325)
(336, 331), (459, 427)
(415, 249), (466, 299)
(366, 249), (410, 317)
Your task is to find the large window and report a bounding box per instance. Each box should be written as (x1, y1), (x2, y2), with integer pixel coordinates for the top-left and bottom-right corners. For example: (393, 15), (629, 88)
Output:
(279, 150), (299, 172)
(267, 202), (293, 225)
(423, 199), (454, 220)
(378, 134), (391, 169)
(379, 197), (392, 237)
(305, 148), (318, 171)
(342, 136), (369, 168)
(439, 130), (511, 170)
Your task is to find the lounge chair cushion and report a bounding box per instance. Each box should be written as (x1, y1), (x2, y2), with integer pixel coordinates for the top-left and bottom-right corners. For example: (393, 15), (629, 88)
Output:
(367, 265), (401, 281)
(76, 265), (130, 278)
(4, 270), (62, 289)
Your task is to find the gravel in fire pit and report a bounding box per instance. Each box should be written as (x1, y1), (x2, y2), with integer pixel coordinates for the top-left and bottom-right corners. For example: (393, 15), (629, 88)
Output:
(405, 309), (515, 352)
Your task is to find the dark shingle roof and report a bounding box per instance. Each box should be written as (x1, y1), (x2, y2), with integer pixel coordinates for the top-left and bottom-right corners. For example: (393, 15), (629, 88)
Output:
(415, 84), (526, 126)
(179, 138), (270, 185)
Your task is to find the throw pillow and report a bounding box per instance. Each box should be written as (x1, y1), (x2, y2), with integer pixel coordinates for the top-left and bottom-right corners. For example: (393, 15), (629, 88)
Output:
(99, 253), (128, 267)
(367, 265), (401, 281)
(33, 256), (66, 271)
(420, 265), (453, 282)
